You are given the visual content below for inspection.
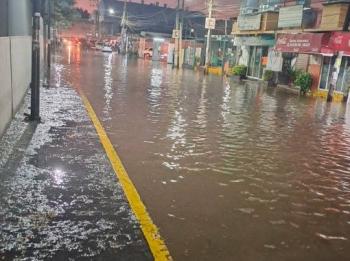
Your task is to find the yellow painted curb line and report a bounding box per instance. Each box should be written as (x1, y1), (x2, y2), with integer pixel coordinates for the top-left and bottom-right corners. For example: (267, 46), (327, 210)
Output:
(80, 93), (172, 261)
(313, 89), (344, 102)
(208, 66), (222, 76)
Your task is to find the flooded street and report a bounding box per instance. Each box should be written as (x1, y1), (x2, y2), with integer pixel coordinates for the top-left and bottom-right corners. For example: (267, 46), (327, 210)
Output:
(58, 48), (350, 261)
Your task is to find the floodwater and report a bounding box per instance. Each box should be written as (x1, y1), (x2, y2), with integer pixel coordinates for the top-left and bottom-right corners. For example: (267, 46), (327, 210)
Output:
(57, 47), (350, 261)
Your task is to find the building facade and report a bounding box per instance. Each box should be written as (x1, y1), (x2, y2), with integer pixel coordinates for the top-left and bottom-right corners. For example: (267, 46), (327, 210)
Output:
(232, 0), (350, 101)
(0, 0), (33, 137)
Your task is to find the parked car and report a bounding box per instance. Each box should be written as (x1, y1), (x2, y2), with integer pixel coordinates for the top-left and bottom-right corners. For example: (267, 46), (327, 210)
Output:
(101, 45), (113, 53)
(95, 42), (104, 50)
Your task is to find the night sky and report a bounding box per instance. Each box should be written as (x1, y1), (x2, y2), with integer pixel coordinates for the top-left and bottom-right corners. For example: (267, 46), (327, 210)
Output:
(76, 0), (239, 18)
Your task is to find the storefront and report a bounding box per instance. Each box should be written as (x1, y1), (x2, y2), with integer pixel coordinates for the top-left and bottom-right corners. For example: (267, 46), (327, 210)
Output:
(182, 40), (204, 68)
(208, 35), (236, 67)
(234, 35), (275, 79)
(275, 33), (331, 91)
(321, 32), (350, 98)
(139, 32), (172, 62)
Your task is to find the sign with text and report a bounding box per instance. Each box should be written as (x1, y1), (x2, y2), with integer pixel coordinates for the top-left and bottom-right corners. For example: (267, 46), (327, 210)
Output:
(233, 35), (275, 46)
(275, 33), (329, 53)
(329, 32), (350, 53)
(172, 29), (180, 39)
(237, 14), (261, 31)
(205, 18), (216, 29)
(278, 5), (303, 28)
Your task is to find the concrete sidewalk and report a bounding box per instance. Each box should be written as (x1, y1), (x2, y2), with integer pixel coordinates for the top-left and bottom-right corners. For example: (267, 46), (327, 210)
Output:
(0, 86), (153, 260)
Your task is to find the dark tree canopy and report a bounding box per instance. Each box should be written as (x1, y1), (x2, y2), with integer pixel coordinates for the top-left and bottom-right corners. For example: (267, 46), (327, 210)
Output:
(54, 0), (79, 28)
(76, 8), (91, 19)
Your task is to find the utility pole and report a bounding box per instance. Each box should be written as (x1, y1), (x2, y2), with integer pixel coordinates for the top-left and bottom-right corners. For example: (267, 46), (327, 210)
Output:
(95, 9), (100, 39)
(205, 0), (213, 74)
(43, 0), (51, 87)
(121, 0), (128, 54)
(47, 0), (51, 85)
(30, 0), (41, 121)
(174, 0), (180, 68)
(222, 19), (228, 75)
(179, 0), (185, 68)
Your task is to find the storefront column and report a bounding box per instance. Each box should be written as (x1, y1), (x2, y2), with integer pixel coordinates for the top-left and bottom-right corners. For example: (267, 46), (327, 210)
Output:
(308, 55), (323, 92)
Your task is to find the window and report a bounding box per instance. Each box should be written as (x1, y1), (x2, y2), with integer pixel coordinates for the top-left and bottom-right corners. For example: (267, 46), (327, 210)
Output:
(336, 57), (350, 93)
(319, 56), (335, 90)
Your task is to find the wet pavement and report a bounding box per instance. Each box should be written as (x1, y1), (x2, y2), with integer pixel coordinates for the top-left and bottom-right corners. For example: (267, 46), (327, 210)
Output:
(57, 47), (350, 261)
(0, 86), (152, 260)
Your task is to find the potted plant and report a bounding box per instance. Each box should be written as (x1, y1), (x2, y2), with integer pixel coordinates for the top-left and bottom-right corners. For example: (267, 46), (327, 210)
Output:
(287, 68), (302, 86)
(231, 65), (247, 81)
(294, 72), (313, 95)
(263, 69), (274, 87)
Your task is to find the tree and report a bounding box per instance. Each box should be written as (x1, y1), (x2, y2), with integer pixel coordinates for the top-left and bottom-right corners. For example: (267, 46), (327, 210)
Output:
(54, 0), (79, 28)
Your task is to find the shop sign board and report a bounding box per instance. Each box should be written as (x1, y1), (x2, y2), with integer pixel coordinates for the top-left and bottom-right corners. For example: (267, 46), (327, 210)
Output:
(172, 29), (180, 39)
(205, 18), (216, 29)
(237, 14), (261, 31)
(329, 32), (350, 53)
(275, 33), (327, 53)
(278, 5), (303, 28)
(234, 35), (275, 46)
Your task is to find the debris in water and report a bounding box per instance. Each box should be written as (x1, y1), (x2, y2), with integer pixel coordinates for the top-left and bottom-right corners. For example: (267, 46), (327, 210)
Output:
(230, 179), (245, 183)
(316, 233), (348, 241)
(238, 208), (255, 214)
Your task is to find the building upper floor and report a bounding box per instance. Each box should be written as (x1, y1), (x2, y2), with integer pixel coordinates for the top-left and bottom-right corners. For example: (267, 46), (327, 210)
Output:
(233, 0), (350, 34)
(97, 0), (232, 37)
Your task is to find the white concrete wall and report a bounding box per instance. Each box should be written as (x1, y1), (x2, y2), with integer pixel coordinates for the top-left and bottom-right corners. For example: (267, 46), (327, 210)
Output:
(0, 36), (32, 137)
(0, 38), (13, 136)
(10, 36), (32, 113)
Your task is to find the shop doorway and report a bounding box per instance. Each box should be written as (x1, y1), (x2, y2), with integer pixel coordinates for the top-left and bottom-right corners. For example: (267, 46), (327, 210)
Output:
(319, 56), (335, 90)
(336, 56), (350, 94)
(247, 46), (268, 79)
(152, 41), (161, 61)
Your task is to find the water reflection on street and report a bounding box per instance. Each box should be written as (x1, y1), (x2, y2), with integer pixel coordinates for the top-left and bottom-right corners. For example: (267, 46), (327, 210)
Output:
(56, 47), (350, 261)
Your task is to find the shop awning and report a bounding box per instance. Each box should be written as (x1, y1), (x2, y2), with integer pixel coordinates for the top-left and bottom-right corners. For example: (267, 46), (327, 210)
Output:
(275, 33), (331, 54)
(320, 47), (335, 56)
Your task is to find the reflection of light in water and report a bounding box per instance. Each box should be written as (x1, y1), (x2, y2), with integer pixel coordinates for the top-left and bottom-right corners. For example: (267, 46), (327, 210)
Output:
(103, 53), (114, 117)
(54, 64), (64, 87)
(151, 67), (162, 88)
(196, 77), (208, 129)
(167, 110), (187, 144)
(53, 168), (65, 185)
(164, 107), (188, 169)
(67, 45), (81, 65)
(67, 45), (71, 64)
(147, 67), (163, 115)
(76, 45), (81, 64)
(221, 79), (231, 125)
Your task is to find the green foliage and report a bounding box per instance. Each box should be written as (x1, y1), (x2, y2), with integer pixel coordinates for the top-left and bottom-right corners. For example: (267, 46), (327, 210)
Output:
(231, 65), (247, 77)
(288, 68), (302, 83)
(263, 70), (274, 81)
(54, 0), (79, 28)
(294, 72), (313, 94)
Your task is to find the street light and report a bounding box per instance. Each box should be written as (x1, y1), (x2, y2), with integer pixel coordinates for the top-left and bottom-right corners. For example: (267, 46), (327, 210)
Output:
(29, 0), (42, 122)
(109, 8), (114, 15)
